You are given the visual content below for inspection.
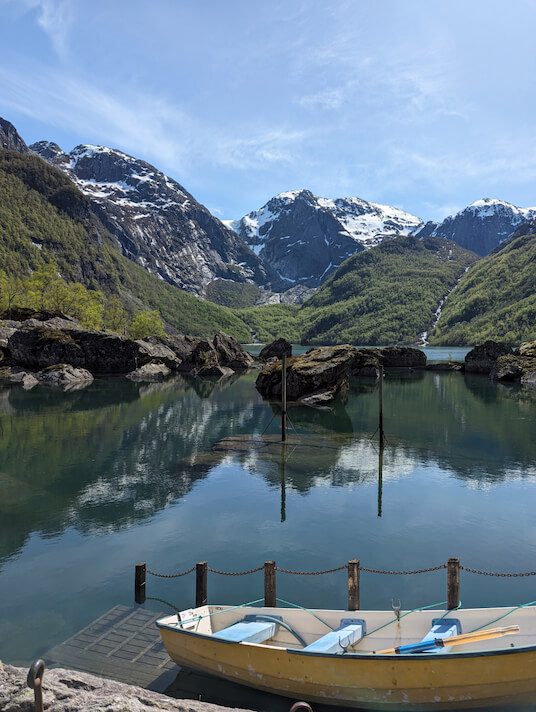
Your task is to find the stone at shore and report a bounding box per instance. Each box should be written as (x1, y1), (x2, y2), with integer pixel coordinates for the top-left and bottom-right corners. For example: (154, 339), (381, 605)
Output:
(256, 344), (356, 404)
(519, 340), (536, 358)
(213, 332), (254, 370)
(127, 362), (172, 382)
(465, 341), (513, 374)
(259, 338), (292, 361)
(135, 339), (182, 370)
(0, 367), (39, 389)
(521, 371), (536, 387)
(491, 354), (536, 382)
(377, 346), (426, 368)
(426, 362), (464, 372)
(36, 364), (94, 389)
(0, 661), (252, 712)
(351, 349), (381, 377)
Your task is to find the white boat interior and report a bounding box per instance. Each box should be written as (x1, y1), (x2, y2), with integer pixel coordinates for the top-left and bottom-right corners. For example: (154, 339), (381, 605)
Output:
(157, 604), (536, 656)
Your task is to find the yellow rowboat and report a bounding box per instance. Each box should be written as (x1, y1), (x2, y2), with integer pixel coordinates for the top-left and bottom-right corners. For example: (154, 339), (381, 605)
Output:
(157, 603), (536, 710)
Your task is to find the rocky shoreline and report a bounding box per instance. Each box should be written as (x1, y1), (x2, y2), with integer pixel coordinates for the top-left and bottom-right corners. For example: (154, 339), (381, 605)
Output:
(0, 661), (253, 712)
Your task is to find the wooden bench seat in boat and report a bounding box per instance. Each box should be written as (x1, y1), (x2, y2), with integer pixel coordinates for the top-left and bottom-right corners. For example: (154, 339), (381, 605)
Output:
(413, 618), (461, 654)
(302, 618), (366, 654)
(212, 614), (281, 644)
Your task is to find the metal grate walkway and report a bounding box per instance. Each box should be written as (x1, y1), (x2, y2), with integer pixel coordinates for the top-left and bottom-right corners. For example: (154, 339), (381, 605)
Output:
(45, 605), (177, 691)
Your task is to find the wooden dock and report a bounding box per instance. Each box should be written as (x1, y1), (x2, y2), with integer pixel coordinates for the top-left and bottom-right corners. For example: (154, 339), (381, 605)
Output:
(45, 605), (177, 692)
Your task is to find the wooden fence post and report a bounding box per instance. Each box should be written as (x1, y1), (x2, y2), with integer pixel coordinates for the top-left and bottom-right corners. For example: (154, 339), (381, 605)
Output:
(281, 355), (287, 442)
(264, 561), (276, 607)
(134, 562), (146, 604)
(348, 559), (360, 611)
(378, 365), (385, 450)
(196, 561), (208, 607)
(447, 557), (460, 610)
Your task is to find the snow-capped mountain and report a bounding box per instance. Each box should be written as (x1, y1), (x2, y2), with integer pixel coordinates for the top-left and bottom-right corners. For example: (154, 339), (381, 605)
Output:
(30, 141), (273, 294)
(415, 198), (536, 256)
(228, 189), (423, 286)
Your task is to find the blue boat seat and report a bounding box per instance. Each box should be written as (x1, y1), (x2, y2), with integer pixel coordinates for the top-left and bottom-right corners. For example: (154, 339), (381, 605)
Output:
(413, 618), (462, 654)
(302, 618), (366, 654)
(212, 615), (281, 644)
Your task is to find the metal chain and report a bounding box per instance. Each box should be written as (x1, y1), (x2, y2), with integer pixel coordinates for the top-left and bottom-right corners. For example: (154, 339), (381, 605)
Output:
(276, 565), (346, 575)
(461, 566), (536, 577)
(208, 566), (264, 576)
(361, 564), (447, 575)
(146, 565), (196, 579)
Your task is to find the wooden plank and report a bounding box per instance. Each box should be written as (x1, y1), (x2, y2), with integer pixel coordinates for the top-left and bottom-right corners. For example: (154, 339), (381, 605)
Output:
(45, 606), (177, 692)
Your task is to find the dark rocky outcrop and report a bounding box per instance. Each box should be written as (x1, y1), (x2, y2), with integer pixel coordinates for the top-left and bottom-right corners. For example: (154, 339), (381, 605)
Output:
(212, 332), (254, 370)
(377, 346), (426, 368)
(491, 354), (536, 382)
(0, 367), (38, 389)
(127, 363), (171, 382)
(465, 341), (513, 374)
(259, 338), (292, 361)
(0, 118), (29, 153)
(256, 344), (357, 404)
(350, 349), (381, 377)
(519, 341), (536, 358)
(426, 362), (464, 372)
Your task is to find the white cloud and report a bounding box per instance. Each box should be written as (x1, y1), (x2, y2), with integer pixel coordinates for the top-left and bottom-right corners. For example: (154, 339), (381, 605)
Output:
(2, 0), (75, 58)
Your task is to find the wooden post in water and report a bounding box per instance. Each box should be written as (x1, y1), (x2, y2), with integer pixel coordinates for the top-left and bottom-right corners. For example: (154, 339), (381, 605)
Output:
(347, 559), (360, 611)
(281, 354), (287, 442)
(196, 561), (208, 607)
(264, 560), (276, 607)
(280, 445), (287, 523)
(447, 557), (461, 610)
(378, 365), (385, 450)
(134, 562), (146, 604)
(377, 446), (383, 518)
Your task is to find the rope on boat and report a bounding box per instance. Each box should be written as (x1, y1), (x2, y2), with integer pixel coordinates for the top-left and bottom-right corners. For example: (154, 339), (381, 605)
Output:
(362, 600), (449, 638)
(276, 597), (337, 632)
(469, 599), (536, 633)
(179, 598), (265, 626)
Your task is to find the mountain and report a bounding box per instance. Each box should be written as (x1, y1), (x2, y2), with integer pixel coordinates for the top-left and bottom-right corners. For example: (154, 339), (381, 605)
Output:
(0, 118), (29, 153)
(415, 199), (536, 256)
(297, 236), (478, 345)
(228, 189), (423, 287)
(30, 140), (272, 295)
(430, 225), (536, 345)
(0, 134), (253, 340)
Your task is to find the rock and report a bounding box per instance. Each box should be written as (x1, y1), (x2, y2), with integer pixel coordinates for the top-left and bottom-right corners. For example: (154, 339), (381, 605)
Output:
(213, 332), (254, 370)
(37, 364), (94, 389)
(8, 327), (155, 374)
(519, 341), (536, 358)
(378, 347), (427, 368)
(491, 354), (536, 382)
(0, 660), (252, 712)
(0, 367), (39, 389)
(426, 362), (464, 371)
(0, 308), (81, 328)
(256, 344), (356, 404)
(127, 363), (171, 382)
(0, 325), (17, 349)
(465, 341), (513, 374)
(136, 339), (181, 370)
(196, 363), (235, 378)
(350, 349), (381, 377)
(259, 338), (292, 361)
(521, 371), (536, 387)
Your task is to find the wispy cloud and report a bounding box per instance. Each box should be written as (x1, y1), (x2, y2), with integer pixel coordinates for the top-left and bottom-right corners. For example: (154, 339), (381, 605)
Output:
(2, 0), (75, 58)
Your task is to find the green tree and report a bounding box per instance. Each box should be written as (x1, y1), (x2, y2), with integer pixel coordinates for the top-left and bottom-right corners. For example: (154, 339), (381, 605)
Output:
(128, 310), (166, 340)
(0, 270), (25, 317)
(104, 296), (130, 335)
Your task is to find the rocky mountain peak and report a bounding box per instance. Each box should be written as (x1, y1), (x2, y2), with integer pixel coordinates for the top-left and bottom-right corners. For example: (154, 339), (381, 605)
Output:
(0, 117), (29, 153)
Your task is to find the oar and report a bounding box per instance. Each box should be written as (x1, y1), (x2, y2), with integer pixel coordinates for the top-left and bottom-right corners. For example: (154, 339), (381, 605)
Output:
(374, 625), (519, 655)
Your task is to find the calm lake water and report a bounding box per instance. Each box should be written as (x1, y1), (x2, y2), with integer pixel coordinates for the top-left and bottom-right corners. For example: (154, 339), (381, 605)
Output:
(1, 346), (536, 710)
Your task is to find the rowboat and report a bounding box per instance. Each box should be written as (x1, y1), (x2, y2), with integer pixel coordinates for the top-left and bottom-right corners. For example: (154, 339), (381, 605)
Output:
(156, 603), (536, 710)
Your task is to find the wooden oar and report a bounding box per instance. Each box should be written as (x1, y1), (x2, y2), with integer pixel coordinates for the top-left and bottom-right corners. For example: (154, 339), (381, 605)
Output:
(374, 625), (520, 655)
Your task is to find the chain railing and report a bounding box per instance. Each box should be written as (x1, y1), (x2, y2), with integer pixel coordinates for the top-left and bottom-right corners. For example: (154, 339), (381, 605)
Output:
(135, 556), (536, 611)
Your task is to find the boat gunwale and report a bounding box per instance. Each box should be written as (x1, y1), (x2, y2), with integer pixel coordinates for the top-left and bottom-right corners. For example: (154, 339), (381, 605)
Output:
(156, 618), (536, 660)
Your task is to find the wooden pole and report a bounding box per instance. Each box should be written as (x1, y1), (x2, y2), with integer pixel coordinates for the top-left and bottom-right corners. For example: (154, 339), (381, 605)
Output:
(134, 562), (146, 604)
(347, 559), (360, 611)
(196, 561), (208, 607)
(281, 354), (287, 442)
(379, 365), (385, 450)
(264, 560), (276, 607)
(447, 557), (460, 610)
(377, 446), (383, 518)
(280, 445), (287, 523)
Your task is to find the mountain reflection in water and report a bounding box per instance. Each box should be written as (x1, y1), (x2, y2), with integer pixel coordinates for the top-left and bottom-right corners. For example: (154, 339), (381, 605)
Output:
(1, 367), (536, 666)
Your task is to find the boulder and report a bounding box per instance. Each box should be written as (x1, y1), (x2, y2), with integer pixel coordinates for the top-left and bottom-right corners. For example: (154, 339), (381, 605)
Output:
(519, 341), (536, 358)
(256, 344), (356, 404)
(0, 660), (252, 712)
(378, 347), (427, 368)
(259, 338), (292, 361)
(350, 349), (381, 377)
(491, 354), (536, 382)
(0, 367), (38, 389)
(8, 327), (154, 374)
(465, 341), (513, 374)
(426, 362), (464, 371)
(521, 371), (536, 388)
(0, 324), (17, 350)
(213, 332), (254, 370)
(37, 364), (94, 389)
(135, 339), (181, 370)
(127, 363), (171, 381)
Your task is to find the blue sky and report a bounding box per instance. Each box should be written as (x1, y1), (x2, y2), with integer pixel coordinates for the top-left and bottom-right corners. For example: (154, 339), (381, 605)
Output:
(1, 0), (536, 221)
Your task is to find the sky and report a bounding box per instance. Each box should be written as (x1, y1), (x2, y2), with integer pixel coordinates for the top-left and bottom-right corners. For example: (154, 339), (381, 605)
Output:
(1, 0), (536, 222)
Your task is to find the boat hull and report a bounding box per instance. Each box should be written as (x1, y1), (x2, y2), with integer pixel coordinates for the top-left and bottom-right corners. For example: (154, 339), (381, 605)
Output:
(158, 625), (536, 710)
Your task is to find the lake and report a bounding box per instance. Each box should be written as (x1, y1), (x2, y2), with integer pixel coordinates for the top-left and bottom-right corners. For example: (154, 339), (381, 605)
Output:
(1, 347), (536, 710)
